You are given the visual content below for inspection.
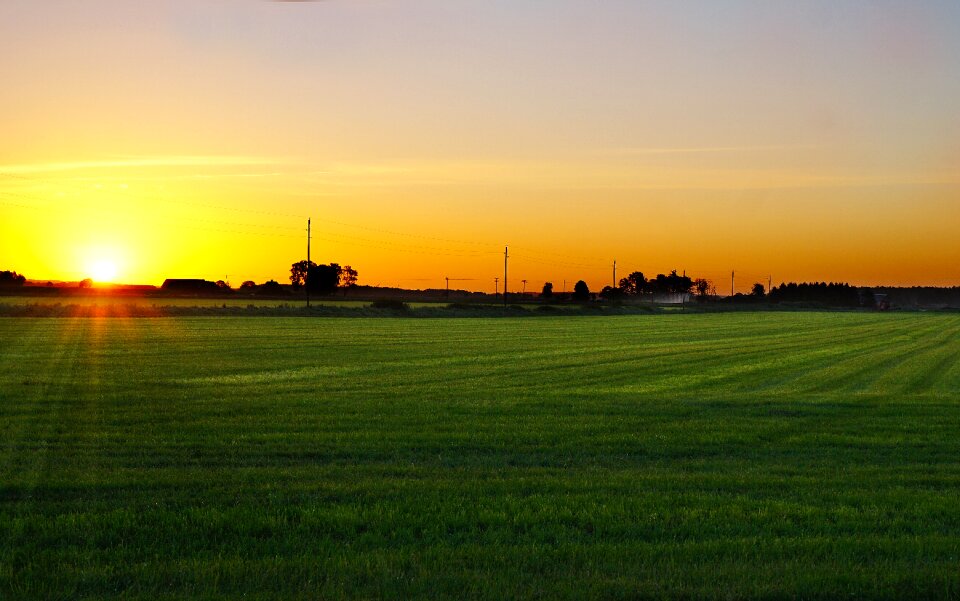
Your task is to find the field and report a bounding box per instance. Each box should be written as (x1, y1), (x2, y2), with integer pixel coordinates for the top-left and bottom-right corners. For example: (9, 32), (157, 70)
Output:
(2, 313), (960, 599)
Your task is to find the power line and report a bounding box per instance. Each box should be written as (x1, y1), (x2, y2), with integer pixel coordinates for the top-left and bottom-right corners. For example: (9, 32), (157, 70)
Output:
(0, 171), (307, 219)
(503, 246), (509, 307)
(306, 218), (311, 308)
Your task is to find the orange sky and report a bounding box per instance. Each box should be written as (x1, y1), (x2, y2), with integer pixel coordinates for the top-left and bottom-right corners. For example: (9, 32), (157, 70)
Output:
(2, 1), (959, 292)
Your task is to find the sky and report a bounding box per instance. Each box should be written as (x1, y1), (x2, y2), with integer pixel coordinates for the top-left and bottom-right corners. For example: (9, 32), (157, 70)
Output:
(1, 0), (959, 292)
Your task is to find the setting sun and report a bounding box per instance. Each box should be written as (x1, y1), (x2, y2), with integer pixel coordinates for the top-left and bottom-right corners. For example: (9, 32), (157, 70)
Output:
(89, 259), (118, 283)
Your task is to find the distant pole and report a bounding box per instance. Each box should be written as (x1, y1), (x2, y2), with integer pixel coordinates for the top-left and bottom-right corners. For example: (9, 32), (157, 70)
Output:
(306, 217), (311, 308)
(503, 246), (509, 307)
(522, 279), (527, 294)
(731, 269), (735, 297)
(563, 279), (566, 294)
(494, 277), (499, 297)
(768, 274), (772, 295)
(445, 276), (449, 298)
(613, 260), (617, 288)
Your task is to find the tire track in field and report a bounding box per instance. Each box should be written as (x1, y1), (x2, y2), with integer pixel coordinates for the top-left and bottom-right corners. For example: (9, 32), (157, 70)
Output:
(0, 319), (52, 483)
(788, 317), (958, 396)
(926, 320), (960, 396)
(0, 319), (87, 498)
(503, 316), (921, 396)
(722, 316), (943, 398)
(346, 316), (922, 399)
(861, 316), (960, 396)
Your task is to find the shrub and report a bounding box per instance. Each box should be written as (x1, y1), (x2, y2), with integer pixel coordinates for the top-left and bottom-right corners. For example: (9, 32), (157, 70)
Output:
(370, 299), (410, 311)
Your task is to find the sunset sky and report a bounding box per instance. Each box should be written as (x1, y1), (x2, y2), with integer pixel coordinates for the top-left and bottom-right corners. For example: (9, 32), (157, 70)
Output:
(2, 1), (959, 292)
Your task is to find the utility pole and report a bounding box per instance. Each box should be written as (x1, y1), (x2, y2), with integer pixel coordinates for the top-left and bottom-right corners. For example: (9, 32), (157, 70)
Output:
(445, 276), (449, 298)
(521, 279), (527, 295)
(503, 246), (509, 307)
(731, 269), (735, 298)
(768, 274), (772, 295)
(494, 277), (499, 297)
(306, 217), (312, 308)
(613, 260), (617, 288)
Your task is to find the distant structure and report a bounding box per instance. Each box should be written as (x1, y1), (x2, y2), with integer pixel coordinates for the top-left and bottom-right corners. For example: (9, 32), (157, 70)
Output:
(160, 279), (220, 293)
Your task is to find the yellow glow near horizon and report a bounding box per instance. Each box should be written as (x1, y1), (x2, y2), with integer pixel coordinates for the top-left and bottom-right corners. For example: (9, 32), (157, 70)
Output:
(89, 259), (118, 283)
(81, 241), (127, 283)
(1, 155), (959, 291)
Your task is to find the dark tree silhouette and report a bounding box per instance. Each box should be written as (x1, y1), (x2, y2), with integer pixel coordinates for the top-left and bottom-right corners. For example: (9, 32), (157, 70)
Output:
(79, 278), (93, 289)
(239, 280), (257, 290)
(215, 280), (231, 290)
(618, 271), (646, 296)
(649, 271), (693, 295)
(289, 260), (316, 288)
(340, 265), (358, 288)
(0, 271), (26, 286)
(541, 282), (553, 298)
(291, 261), (344, 294)
(694, 278), (711, 298)
(751, 283), (766, 297)
(572, 280), (590, 301)
(768, 282), (859, 307)
(256, 280), (286, 296)
(307, 263), (341, 294)
(600, 285), (624, 300)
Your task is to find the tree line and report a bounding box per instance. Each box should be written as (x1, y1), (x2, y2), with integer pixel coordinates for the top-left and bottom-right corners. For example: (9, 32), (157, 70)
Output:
(0, 271), (26, 286)
(288, 261), (358, 294)
(6, 263), (953, 308)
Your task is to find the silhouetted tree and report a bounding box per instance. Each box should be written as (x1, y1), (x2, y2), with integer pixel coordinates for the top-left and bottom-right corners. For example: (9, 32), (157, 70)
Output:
(289, 260), (316, 289)
(256, 280), (286, 296)
(649, 270), (693, 295)
(291, 260), (344, 294)
(751, 283), (766, 297)
(599, 285), (624, 301)
(0, 271), (26, 286)
(79, 278), (93, 289)
(541, 282), (553, 298)
(618, 271), (646, 296)
(239, 281), (257, 292)
(215, 280), (232, 290)
(768, 282), (859, 307)
(340, 265), (358, 288)
(572, 280), (590, 301)
(307, 263), (341, 294)
(694, 278), (711, 298)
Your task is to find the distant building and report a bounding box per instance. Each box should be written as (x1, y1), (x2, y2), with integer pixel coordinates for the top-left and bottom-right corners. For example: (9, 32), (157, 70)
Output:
(874, 293), (890, 311)
(160, 279), (220, 293)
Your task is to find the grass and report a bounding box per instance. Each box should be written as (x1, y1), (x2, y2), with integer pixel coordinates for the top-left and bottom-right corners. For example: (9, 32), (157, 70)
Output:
(0, 300), (650, 318)
(2, 312), (960, 599)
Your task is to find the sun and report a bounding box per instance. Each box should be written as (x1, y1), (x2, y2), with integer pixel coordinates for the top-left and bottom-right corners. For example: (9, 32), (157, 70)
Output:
(89, 259), (118, 283)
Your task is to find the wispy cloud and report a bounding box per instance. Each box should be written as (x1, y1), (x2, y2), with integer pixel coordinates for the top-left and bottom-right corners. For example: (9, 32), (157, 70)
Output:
(0, 156), (277, 174)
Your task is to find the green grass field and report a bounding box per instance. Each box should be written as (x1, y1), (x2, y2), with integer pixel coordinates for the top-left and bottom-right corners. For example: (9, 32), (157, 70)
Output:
(2, 313), (960, 599)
